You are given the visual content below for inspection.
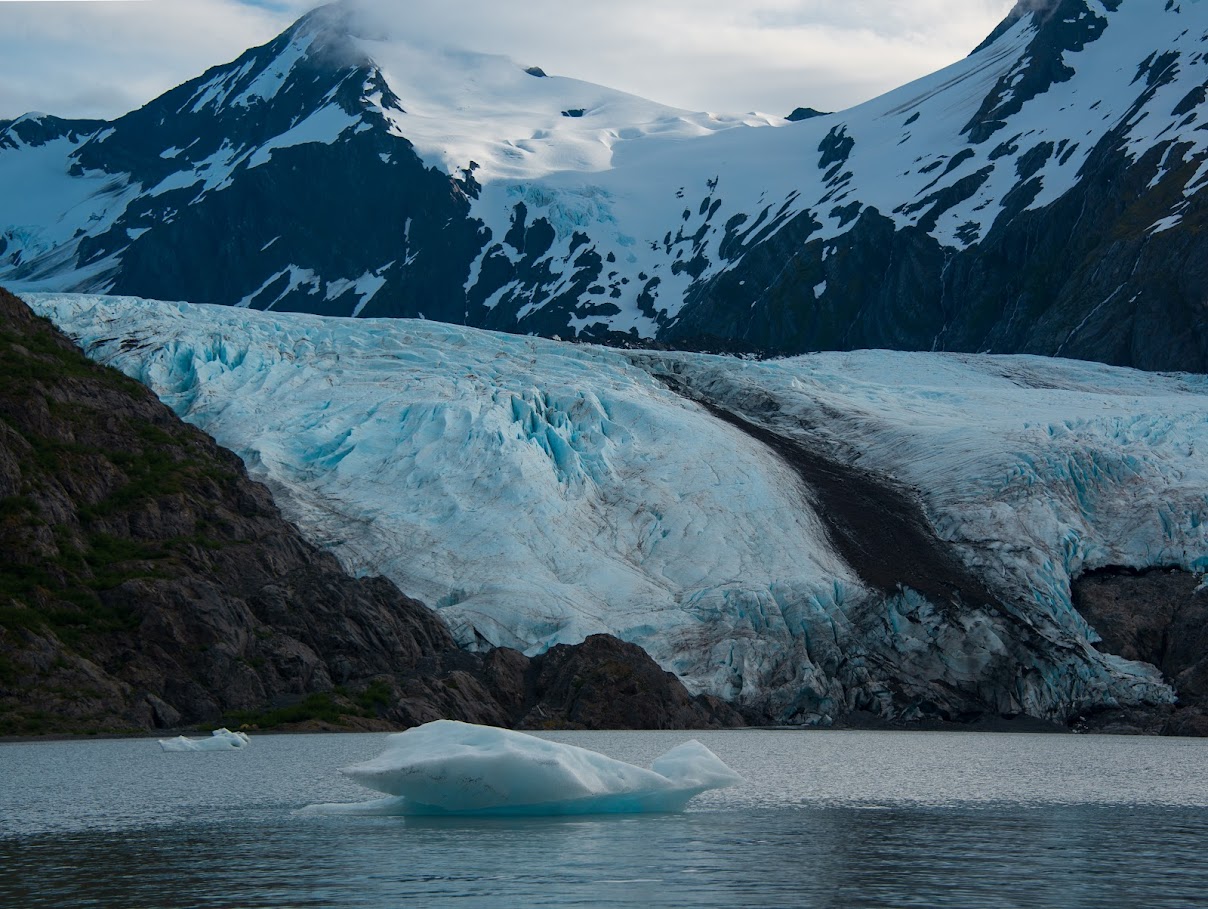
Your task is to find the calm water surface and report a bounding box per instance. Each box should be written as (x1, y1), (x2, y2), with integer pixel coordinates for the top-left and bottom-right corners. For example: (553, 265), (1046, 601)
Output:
(2, 730), (1207, 908)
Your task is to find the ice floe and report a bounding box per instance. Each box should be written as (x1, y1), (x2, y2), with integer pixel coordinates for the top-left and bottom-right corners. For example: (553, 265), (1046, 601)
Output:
(310, 720), (741, 816)
(158, 728), (251, 752)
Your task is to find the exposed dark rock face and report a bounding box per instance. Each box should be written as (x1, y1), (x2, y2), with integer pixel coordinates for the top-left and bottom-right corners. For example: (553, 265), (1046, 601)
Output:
(963, 0), (1113, 144)
(517, 635), (744, 730)
(0, 287), (740, 735)
(1, 13), (490, 324)
(85, 17), (485, 325)
(667, 135), (1208, 371)
(390, 636), (744, 731)
(785, 108), (830, 122)
(1073, 567), (1208, 735)
(0, 114), (105, 151)
(690, 399), (1000, 612)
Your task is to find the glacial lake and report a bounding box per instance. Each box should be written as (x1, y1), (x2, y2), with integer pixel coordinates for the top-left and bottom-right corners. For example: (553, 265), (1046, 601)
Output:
(2, 730), (1207, 908)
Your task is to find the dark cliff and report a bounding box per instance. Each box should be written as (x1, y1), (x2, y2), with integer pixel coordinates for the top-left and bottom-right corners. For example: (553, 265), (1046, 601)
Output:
(0, 287), (741, 735)
(1073, 567), (1208, 736)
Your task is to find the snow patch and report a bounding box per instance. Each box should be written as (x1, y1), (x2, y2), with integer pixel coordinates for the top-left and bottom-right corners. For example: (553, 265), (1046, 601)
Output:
(247, 103), (359, 168)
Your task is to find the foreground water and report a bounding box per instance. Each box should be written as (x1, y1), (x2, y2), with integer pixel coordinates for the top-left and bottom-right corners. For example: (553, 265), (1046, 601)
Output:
(2, 730), (1207, 907)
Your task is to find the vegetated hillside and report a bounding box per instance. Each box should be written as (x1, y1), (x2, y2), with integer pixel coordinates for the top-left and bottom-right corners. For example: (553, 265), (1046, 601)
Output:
(3, 1), (1208, 370)
(0, 287), (740, 735)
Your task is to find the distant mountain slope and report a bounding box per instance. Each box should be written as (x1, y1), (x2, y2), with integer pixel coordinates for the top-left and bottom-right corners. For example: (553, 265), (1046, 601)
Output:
(33, 292), (1208, 731)
(3, 0), (1208, 370)
(0, 287), (738, 734)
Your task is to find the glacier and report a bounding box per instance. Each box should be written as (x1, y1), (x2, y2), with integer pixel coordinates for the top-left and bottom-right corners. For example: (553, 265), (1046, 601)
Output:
(312, 720), (741, 816)
(158, 728), (251, 752)
(26, 293), (1208, 724)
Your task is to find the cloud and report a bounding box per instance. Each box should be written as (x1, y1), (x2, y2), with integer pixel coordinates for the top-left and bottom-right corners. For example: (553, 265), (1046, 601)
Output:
(0, 0), (307, 120)
(0, 0), (1016, 121)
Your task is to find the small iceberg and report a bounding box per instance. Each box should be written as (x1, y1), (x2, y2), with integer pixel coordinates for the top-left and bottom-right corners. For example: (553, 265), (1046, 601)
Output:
(313, 720), (742, 817)
(158, 728), (250, 752)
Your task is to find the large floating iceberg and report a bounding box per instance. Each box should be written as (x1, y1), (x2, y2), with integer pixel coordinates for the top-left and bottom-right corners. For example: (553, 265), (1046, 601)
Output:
(158, 728), (251, 752)
(324, 721), (741, 816)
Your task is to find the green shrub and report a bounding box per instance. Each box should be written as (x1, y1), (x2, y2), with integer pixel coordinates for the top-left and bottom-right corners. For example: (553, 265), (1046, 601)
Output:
(224, 692), (354, 729)
(353, 679), (394, 713)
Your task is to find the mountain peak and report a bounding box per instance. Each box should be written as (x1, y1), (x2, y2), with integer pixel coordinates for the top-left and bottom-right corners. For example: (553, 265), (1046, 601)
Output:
(962, 0), (1121, 143)
(971, 0), (1116, 56)
(0, 112), (104, 151)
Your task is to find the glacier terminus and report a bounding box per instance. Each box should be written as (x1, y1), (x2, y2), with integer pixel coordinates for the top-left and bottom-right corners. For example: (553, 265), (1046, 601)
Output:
(26, 293), (1208, 729)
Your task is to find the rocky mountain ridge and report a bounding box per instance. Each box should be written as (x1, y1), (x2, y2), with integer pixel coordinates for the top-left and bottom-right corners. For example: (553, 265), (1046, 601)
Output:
(2, 0), (1207, 370)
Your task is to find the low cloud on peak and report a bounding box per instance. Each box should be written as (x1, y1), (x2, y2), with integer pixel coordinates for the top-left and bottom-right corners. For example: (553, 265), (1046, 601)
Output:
(0, 0), (1015, 121)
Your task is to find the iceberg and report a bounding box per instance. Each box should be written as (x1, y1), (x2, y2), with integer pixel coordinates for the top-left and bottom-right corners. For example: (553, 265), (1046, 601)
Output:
(158, 728), (251, 752)
(330, 721), (741, 816)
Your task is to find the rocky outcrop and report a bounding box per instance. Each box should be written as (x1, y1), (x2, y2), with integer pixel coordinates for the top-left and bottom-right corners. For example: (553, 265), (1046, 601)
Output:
(1073, 568), (1208, 736)
(388, 636), (744, 731)
(0, 287), (740, 735)
(785, 108), (830, 122)
(518, 635), (744, 730)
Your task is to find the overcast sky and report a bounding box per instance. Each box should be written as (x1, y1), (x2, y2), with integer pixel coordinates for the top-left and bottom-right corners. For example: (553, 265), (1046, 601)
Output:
(0, 0), (1018, 122)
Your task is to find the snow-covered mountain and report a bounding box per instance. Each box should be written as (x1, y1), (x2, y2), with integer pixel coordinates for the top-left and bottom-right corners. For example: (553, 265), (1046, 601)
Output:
(0, 4), (775, 327)
(27, 293), (1208, 725)
(4, 0), (1208, 370)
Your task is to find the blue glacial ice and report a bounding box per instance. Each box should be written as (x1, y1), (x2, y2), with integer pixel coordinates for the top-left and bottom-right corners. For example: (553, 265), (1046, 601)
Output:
(312, 721), (742, 816)
(158, 728), (250, 752)
(25, 294), (1208, 723)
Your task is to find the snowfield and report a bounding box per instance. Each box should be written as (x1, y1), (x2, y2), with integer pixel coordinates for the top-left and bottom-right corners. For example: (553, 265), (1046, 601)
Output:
(26, 293), (1208, 722)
